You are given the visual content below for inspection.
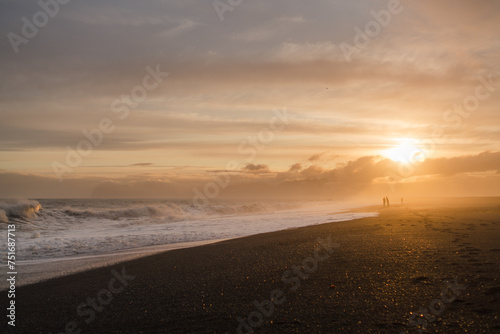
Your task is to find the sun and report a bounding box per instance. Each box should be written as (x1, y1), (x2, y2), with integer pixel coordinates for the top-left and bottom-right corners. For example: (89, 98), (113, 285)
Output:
(383, 139), (426, 164)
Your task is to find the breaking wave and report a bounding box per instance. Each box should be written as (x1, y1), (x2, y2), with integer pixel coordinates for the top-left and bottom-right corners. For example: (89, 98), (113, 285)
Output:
(0, 200), (43, 222)
(0, 198), (377, 262)
(58, 201), (300, 222)
(0, 210), (8, 223)
(1, 199), (302, 226)
(62, 205), (187, 221)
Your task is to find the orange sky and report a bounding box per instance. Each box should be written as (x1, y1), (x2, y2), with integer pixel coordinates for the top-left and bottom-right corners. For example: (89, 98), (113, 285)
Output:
(1, 0), (499, 198)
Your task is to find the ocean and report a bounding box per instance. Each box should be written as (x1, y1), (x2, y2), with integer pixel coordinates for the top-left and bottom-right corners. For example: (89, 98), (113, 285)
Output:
(0, 198), (377, 287)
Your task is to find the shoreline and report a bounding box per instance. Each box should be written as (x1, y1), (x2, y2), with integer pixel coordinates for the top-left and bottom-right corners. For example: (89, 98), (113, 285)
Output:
(3, 204), (378, 289)
(2, 199), (500, 333)
(5, 239), (232, 289)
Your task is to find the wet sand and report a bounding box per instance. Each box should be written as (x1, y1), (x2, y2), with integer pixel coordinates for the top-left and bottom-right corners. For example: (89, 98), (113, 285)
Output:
(7, 239), (230, 289)
(2, 198), (500, 333)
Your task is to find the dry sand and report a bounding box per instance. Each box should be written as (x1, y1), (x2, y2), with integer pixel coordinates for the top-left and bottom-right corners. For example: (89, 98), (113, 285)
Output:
(2, 198), (500, 333)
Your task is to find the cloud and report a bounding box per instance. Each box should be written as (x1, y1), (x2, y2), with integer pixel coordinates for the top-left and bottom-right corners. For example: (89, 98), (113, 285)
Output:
(270, 41), (338, 62)
(308, 152), (326, 162)
(62, 5), (167, 26)
(288, 163), (302, 172)
(0, 172), (99, 198)
(1, 0), (499, 192)
(130, 163), (155, 167)
(276, 151), (500, 193)
(159, 19), (200, 38)
(231, 16), (305, 42)
(91, 179), (182, 198)
(1, 152), (500, 199)
(418, 151), (500, 176)
(242, 164), (270, 173)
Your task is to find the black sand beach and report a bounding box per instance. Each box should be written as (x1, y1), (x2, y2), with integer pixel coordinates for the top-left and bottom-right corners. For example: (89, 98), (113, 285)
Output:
(3, 198), (500, 333)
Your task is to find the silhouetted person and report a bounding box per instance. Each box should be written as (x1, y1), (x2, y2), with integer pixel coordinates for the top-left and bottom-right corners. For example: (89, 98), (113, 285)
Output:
(383, 197), (386, 207)
(386, 196), (390, 207)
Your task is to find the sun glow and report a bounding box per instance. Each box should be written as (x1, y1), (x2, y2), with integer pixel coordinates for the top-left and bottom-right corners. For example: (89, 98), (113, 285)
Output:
(383, 139), (426, 164)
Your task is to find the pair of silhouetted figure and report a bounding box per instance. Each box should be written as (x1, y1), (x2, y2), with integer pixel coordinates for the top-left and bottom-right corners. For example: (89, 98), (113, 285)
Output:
(383, 196), (390, 207)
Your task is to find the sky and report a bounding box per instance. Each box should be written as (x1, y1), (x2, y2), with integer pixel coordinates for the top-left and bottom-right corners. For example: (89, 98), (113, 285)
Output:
(0, 0), (499, 199)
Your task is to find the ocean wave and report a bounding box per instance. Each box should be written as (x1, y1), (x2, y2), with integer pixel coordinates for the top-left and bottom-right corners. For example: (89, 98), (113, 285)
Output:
(0, 199), (303, 227)
(62, 204), (188, 221)
(61, 203), (197, 221)
(0, 199), (43, 222)
(0, 209), (8, 223)
(8, 200), (377, 262)
(208, 202), (299, 215)
(58, 201), (300, 222)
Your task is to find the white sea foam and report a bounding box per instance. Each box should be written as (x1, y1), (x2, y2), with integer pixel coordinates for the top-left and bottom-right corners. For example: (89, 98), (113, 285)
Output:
(0, 199), (378, 288)
(0, 199), (377, 262)
(0, 199), (42, 222)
